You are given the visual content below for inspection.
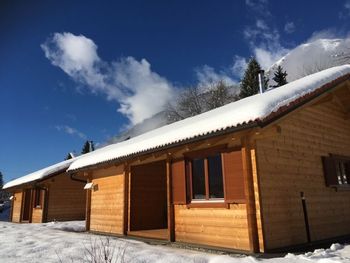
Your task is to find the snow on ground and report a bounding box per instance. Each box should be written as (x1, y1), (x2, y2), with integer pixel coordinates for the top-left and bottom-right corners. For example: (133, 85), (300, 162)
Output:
(0, 221), (349, 263)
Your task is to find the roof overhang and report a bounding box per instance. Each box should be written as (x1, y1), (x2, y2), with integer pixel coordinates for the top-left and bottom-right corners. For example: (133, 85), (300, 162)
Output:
(68, 73), (350, 173)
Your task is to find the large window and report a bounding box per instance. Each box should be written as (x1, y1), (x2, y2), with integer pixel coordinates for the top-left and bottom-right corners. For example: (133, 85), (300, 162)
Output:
(189, 153), (224, 200)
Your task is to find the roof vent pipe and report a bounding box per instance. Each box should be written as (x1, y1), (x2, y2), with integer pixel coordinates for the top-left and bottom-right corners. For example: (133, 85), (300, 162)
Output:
(258, 70), (265, 94)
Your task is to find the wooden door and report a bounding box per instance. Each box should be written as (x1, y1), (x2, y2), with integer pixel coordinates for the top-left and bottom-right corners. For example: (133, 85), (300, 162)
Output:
(21, 189), (32, 221)
(130, 161), (168, 231)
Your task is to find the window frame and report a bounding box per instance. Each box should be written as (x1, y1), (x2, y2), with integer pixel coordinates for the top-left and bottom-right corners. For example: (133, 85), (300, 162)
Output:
(323, 154), (350, 189)
(185, 146), (227, 204)
(33, 188), (43, 209)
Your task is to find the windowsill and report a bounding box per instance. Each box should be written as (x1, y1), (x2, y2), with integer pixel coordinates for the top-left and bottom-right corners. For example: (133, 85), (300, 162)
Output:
(187, 199), (229, 208)
(333, 185), (350, 191)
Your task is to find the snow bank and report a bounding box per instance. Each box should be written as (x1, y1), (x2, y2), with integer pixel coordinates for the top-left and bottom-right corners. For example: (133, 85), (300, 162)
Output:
(3, 157), (78, 189)
(69, 65), (350, 171)
(0, 221), (349, 262)
(44, 220), (86, 232)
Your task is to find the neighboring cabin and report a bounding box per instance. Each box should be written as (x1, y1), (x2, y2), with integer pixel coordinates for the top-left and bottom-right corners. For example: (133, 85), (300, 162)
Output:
(67, 65), (350, 253)
(3, 159), (86, 223)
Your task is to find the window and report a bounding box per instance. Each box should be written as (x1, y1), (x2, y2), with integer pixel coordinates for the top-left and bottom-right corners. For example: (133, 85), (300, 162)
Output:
(188, 153), (224, 201)
(34, 189), (42, 208)
(336, 161), (349, 185)
(322, 155), (350, 187)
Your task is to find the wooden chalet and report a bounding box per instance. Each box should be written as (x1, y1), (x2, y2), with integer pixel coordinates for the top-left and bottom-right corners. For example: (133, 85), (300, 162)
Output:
(3, 159), (86, 223)
(67, 65), (350, 253)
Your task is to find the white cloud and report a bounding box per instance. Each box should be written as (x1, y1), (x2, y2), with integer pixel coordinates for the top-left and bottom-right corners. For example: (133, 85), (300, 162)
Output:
(231, 56), (248, 78)
(42, 32), (174, 125)
(306, 28), (340, 42)
(195, 65), (236, 88)
(284, 22), (295, 34)
(245, 0), (270, 16)
(55, 125), (87, 139)
(339, 0), (350, 19)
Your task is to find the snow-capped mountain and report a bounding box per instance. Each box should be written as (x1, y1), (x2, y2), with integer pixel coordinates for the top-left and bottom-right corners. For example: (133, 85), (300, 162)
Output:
(268, 38), (350, 85)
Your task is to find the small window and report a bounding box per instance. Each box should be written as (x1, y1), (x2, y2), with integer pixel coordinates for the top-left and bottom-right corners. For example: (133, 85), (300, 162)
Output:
(322, 155), (350, 187)
(188, 153), (224, 201)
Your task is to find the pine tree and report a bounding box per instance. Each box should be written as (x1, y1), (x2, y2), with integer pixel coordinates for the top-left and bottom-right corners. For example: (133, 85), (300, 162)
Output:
(272, 65), (288, 87)
(0, 172), (3, 189)
(239, 58), (266, 98)
(81, 141), (95, 154)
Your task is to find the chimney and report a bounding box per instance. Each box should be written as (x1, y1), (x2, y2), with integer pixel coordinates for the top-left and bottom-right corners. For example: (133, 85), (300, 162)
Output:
(88, 141), (93, 152)
(258, 70), (265, 94)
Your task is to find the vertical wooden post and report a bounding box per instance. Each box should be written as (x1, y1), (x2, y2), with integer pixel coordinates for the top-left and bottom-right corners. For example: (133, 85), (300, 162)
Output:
(242, 137), (259, 253)
(43, 188), (49, 223)
(127, 166), (132, 233)
(10, 193), (14, 222)
(85, 173), (92, 231)
(123, 163), (129, 235)
(166, 156), (175, 242)
(29, 188), (34, 223)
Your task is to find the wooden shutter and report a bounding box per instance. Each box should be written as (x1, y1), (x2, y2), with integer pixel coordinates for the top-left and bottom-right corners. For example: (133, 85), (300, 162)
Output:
(322, 156), (338, 186)
(222, 150), (245, 203)
(171, 159), (187, 204)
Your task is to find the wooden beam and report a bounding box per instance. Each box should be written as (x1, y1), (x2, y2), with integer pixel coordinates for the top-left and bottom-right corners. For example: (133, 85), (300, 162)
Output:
(127, 166), (132, 233)
(166, 157), (175, 242)
(10, 193), (14, 222)
(85, 174), (92, 231)
(43, 188), (49, 223)
(241, 136), (259, 253)
(123, 163), (129, 236)
(29, 188), (34, 223)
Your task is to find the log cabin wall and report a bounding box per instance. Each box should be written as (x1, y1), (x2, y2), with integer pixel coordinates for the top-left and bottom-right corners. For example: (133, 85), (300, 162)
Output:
(256, 92), (350, 250)
(82, 130), (262, 251)
(89, 165), (125, 234)
(11, 191), (23, 222)
(31, 207), (43, 223)
(174, 204), (250, 250)
(45, 172), (86, 222)
(169, 136), (255, 251)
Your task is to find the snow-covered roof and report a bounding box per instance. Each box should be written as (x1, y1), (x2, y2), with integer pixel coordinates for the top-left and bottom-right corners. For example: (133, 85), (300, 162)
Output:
(3, 158), (77, 190)
(67, 65), (349, 171)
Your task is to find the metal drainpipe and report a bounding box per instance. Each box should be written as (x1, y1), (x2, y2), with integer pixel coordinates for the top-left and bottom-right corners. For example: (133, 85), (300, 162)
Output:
(301, 191), (311, 243)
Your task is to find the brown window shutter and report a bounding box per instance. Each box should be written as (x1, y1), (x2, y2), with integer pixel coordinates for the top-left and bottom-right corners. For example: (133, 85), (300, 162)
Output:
(222, 150), (245, 203)
(171, 159), (187, 204)
(322, 156), (338, 186)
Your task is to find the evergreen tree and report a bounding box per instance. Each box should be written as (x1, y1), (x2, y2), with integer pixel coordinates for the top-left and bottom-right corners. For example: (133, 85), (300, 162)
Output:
(0, 172), (3, 189)
(239, 58), (266, 98)
(272, 65), (288, 87)
(81, 141), (95, 154)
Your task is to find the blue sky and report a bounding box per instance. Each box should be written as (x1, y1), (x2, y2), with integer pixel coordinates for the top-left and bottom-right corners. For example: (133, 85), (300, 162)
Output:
(1, 0), (350, 182)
